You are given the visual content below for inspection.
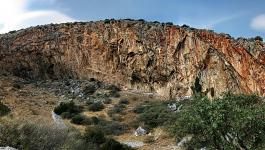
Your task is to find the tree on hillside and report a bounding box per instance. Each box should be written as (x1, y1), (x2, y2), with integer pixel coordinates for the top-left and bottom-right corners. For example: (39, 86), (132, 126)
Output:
(171, 93), (265, 150)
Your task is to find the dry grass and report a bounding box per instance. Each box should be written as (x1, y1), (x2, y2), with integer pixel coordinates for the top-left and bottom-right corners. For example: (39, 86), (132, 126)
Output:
(0, 75), (61, 125)
(0, 74), (178, 150)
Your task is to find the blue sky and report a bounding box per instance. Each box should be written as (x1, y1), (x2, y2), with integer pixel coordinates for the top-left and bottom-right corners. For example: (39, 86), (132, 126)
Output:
(0, 0), (265, 39)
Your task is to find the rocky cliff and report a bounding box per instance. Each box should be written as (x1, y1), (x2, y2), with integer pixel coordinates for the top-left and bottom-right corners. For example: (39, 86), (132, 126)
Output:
(0, 19), (264, 99)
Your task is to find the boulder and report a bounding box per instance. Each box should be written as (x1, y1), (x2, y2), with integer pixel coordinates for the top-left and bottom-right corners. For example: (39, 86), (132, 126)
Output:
(134, 126), (147, 136)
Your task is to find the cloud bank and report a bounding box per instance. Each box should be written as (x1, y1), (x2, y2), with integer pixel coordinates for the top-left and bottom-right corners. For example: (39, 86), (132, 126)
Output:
(0, 0), (75, 33)
(251, 14), (265, 32)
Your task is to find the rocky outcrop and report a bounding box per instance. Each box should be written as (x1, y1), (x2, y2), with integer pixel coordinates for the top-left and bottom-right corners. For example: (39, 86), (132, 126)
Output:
(0, 19), (264, 99)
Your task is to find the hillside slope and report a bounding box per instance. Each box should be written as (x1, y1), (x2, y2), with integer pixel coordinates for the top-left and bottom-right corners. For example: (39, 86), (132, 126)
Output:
(0, 19), (264, 98)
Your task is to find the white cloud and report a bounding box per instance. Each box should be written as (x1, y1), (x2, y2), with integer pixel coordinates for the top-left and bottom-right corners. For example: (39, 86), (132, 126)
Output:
(0, 0), (75, 33)
(251, 14), (265, 32)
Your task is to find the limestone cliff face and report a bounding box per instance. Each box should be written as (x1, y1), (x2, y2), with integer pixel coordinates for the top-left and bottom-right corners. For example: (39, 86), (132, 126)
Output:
(0, 20), (264, 99)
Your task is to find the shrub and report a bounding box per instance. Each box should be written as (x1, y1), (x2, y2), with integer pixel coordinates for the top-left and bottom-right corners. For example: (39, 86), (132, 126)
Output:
(0, 101), (10, 116)
(83, 127), (106, 144)
(104, 19), (111, 24)
(144, 136), (155, 143)
(119, 99), (129, 105)
(83, 84), (96, 95)
(108, 104), (126, 117)
(105, 84), (121, 97)
(254, 36), (263, 41)
(181, 24), (190, 28)
(171, 93), (265, 149)
(54, 101), (82, 115)
(88, 102), (104, 112)
(100, 138), (132, 150)
(91, 116), (100, 124)
(71, 114), (92, 125)
(138, 19), (145, 22)
(0, 123), (69, 150)
(111, 114), (123, 122)
(61, 112), (73, 119)
(13, 82), (23, 89)
(0, 121), (130, 150)
(103, 98), (112, 104)
(166, 22), (173, 26)
(97, 119), (128, 135)
(137, 102), (176, 128)
(133, 105), (146, 114)
(109, 91), (120, 98)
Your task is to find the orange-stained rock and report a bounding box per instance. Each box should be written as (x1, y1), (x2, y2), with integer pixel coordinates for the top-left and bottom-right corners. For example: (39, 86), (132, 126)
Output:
(0, 20), (264, 99)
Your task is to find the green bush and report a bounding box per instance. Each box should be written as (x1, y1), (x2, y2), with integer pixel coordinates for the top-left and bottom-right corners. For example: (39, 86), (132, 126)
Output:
(54, 101), (82, 115)
(171, 93), (265, 150)
(166, 22), (174, 26)
(105, 84), (120, 92)
(119, 99), (129, 105)
(104, 19), (111, 24)
(110, 91), (120, 98)
(133, 105), (146, 114)
(71, 114), (92, 125)
(254, 36), (263, 41)
(100, 138), (132, 150)
(83, 127), (106, 144)
(111, 114), (123, 122)
(137, 102), (176, 128)
(88, 102), (104, 112)
(61, 112), (73, 119)
(0, 101), (10, 116)
(108, 104), (126, 117)
(83, 84), (96, 95)
(103, 98), (112, 104)
(91, 116), (100, 124)
(98, 120), (128, 135)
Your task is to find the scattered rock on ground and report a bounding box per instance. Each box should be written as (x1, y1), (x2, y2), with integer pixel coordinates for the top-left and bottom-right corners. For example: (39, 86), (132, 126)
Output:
(177, 135), (192, 147)
(121, 141), (144, 148)
(134, 126), (147, 136)
(0, 147), (17, 150)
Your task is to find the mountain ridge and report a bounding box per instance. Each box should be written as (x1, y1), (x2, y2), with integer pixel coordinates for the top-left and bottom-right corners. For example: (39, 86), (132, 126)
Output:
(0, 19), (264, 99)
